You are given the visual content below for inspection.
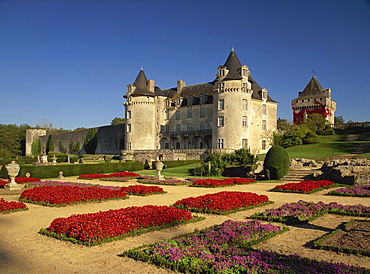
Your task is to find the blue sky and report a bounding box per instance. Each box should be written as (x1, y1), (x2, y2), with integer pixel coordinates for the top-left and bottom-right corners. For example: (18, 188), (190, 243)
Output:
(1, 0), (369, 130)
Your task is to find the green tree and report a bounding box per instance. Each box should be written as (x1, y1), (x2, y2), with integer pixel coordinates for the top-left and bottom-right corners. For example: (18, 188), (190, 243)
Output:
(334, 116), (345, 124)
(84, 128), (98, 154)
(111, 117), (126, 125)
(31, 139), (41, 157)
(74, 141), (81, 155)
(0, 124), (30, 158)
(263, 145), (290, 180)
(277, 118), (293, 132)
(303, 113), (328, 133)
(46, 135), (54, 154)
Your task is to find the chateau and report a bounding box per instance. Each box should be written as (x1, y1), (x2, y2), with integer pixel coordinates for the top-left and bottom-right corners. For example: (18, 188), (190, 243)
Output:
(122, 49), (278, 160)
(292, 76), (336, 124)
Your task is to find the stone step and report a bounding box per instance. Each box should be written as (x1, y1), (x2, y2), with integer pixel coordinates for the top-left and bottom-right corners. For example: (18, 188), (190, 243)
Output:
(280, 169), (315, 182)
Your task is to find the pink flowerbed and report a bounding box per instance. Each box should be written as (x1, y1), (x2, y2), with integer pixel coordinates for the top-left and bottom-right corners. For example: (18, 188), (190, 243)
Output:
(192, 178), (256, 187)
(121, 185), (165, 195)
(40, 205), (194, 245)
(0, 198), (28, 213)
(173, 191), (270, 214)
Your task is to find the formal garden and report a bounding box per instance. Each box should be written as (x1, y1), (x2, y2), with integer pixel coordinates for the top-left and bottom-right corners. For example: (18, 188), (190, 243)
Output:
(1, 132), (370, 273)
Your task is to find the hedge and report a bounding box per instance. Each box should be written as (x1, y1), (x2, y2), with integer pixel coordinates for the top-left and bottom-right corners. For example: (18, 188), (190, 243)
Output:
(151, 160), (202, 169)
(16, 162), (143, 179)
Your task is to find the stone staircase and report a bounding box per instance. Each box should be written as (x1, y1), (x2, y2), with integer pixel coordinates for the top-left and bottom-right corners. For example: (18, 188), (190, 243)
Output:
(280, 169), (315, 182)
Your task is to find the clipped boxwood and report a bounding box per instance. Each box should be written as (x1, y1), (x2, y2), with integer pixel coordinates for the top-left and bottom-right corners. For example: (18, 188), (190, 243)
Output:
(263, 145), (290, 180)
(17, 162), (143, 179)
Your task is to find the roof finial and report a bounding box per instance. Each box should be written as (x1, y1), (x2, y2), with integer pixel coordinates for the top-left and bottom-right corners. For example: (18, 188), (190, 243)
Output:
(140, 66), (144, 71)
(312, 69), (316, 77)
(231, 45), (235, 51)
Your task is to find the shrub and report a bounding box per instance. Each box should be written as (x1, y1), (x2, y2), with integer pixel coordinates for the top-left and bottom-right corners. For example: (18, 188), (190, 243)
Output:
(143, 159), (150, 170)
(84, 128), (97, 154)
(46, 135), (54, 154)
(303, 131), (319, 144)
(263, 145), (290, 180)
(0, 165), (8, 179)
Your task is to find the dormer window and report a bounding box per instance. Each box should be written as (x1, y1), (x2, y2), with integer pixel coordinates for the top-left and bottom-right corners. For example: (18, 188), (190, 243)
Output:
(176, 97), (181, 107)
(262, 89), (268, 100)
(219, 69), (225, 77)
(166, 99), (172, 107)
(187, 96), (193, 106)
(200, 94), (206, 104)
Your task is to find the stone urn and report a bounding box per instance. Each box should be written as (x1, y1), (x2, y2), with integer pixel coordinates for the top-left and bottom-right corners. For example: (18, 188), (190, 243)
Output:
(5, 161), (23, 190)
(155, 161), (165, 180)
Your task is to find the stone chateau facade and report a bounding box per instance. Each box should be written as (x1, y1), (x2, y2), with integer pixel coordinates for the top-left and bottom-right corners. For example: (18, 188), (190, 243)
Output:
(122, 49), (278, 160)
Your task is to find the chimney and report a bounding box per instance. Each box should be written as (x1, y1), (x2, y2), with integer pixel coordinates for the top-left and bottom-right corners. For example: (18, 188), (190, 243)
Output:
(148, 80), (155, 93)
(177, 80), (185, 93)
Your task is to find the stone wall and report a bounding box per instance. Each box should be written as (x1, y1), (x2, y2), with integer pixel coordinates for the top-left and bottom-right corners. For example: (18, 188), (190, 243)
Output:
(25, 129), (47, 156)
(320, 158), (370, 185)
(36, 124), (125, 155)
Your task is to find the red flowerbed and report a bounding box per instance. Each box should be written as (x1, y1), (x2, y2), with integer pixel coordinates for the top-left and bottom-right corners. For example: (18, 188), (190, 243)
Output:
(272, 180), (335, 193)
(121, 185), (165, 195)
(78, 171), (140, 179)
(19, 185), (128, 206)
(0, 177), (41, 188)
(192, 178), (256, 187)
(0, 198), (27, 213)
(173, 191), (270, 214)
(41, 205), (193, 244)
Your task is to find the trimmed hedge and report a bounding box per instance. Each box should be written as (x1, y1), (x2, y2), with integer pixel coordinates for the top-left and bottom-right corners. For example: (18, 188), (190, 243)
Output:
(17, 162), (143, 179)
(161, 160), (202, 169)
(263, 145), (290, 180)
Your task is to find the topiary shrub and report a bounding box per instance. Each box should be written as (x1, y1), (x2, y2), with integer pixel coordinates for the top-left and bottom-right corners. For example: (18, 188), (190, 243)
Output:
(263, 145), (290, 180)
(143, 159), (150, 170)
(0, 164), (8, 179)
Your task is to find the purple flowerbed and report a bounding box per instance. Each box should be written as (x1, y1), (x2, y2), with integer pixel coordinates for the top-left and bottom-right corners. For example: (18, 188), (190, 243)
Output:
(137, 179), (190, 185)
(328, 185), (370, 197)
(124, 219), (366, 273)
(28, 181), (121, 190)
(251, 200), (370, 223)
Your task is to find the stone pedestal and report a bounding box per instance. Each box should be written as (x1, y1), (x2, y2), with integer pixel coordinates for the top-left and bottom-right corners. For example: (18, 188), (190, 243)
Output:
(5, 161), (23, 191)
(155, 161), (165, 180)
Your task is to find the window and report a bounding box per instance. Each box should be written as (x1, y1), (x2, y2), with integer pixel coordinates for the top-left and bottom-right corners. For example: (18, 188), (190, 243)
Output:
(166, 99), (171, 107)
(165, 143), (169, 149)
(127, 110), (131, 119)
(242, 139), (248, 149)
(127, 124), (131, 132)
(200, 95), (207, 104)
(262, 104), (267, 115)
(219, 69), (225, 77)
(187, 96), (193, 106)
(175, 124), (180, 131)
(262, 140), (266, 150)
(161, 125), (168, 132)
(200, 107), (205, 117)
(262, 120), (267, 130)
(218, 116), (224, 127)
(262, 90), (267, 100)
(242, 116), (248, 127)
(165, 110), (169, 120)
(187, 123), (193, 131)
(219, 82), (225, 92)
(242, 99), (248, 110)
(199, 141), (204, 149)
(127, 142), (132, 150)
(218, 99), (224, 110)
(217, 139), (224, 149)
(200, 122), (205, 130)
(175, 110), (180, 120)
(187, 108), (192, 118)
(175, 142), (181, 149)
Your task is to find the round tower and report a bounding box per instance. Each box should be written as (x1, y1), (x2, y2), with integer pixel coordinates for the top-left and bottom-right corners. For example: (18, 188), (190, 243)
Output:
(212, 49), (252, 150)
(123, 69), (156, 150)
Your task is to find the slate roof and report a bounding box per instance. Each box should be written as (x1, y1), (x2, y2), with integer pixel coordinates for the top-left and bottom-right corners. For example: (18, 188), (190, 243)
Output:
(129, 69), (156, 97)
(223, 49), (243, 80)
(294, 76), (326, 100)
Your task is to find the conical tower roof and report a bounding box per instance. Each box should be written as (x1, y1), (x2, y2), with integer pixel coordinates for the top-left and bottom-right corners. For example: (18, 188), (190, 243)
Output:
(296, 76), (325, 99)
(130, 69), (155, 97)
(223, 49), (242, 80)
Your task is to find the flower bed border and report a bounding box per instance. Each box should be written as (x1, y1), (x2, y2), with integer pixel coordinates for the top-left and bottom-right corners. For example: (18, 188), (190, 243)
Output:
(39, 216), (205, 246)
(174, 201), (274, 215)
(137, 179), (191, 186)
(19, 195), (129, 207)
(313, 219), (370, 256)
(0, 198), (28, 214)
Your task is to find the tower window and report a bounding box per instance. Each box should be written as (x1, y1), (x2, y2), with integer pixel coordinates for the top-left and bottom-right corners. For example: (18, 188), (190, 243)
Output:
(127, 111), (131, 119)
(127, 124), (132, 132)
(262, 104), (267, 115)
(218, 116), (224, 127)
(127, 142), (132, 150)
(262, 120), (267, 130)
(242, 99), (248, 110)
(242, 116), (248, 127)
(262, 140), (267, 150)
(218, 99), (224, 110)
(242, 139), (248, 148)
(217, 139), (224, 149)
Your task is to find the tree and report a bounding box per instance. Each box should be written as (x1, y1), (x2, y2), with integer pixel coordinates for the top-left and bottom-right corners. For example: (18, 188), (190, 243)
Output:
(0, 124), (31, 158)
(111, 117), (126, 125)
(303, 113), (328, 133)
(31, 139), (41, 157)
(46, 135), (54, 154)
(84, 128), (98, 154)
(334, 116), (345, 124)
(277, 118), (293, 132)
